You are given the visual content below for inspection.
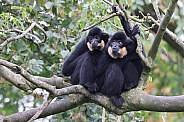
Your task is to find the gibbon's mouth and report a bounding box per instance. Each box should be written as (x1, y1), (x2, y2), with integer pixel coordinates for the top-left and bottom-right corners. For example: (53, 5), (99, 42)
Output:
(87, 40), (105, 51)
(108, 46), (127, 59)
(112, 50), (120, 57)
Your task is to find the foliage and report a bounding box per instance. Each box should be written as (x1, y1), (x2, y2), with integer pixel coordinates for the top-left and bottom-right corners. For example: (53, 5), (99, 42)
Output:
(0, 0), (183, 121)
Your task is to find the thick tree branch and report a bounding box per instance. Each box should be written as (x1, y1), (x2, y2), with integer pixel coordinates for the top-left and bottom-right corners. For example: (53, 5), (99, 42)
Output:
(28, 96), (54, 122)
(3, 95), (87, 122)
(1, 57), (184, 120)
(4, 88), (184, 122)
(0, 65), (34, 93)
(0, 59), (125, 115)
(130, 89), (184, 112)
(148, 0), (178, 59)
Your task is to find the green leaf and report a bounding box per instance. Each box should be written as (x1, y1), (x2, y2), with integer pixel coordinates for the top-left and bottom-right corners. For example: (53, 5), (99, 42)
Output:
(7, 0), (14, 4)
(33, 5), (41, 12)
(20, 0), (25, 3)
(45, 2), (53, 9)
(64, 8), (71, 14)
(114, 17), (122, 27)
(28, 59), (44, 74)
(53, 32), (60, 38)
(46, 31), (53, 39)
(46, 48), (56, 55)
(52, 6), (57, 15)
(12, 55), (21, 61)
(62, 18), (70, 27)
(60, 50), (70, 59)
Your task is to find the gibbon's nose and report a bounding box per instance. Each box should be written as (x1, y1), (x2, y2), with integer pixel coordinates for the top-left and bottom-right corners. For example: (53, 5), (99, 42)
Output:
(112, 46), (119, 54)
(91, 41), (99, 47)
(112, 44), (118, 49)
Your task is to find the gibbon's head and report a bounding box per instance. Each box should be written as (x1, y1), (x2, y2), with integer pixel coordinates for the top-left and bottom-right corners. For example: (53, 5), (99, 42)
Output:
(86, 27), (109, 51)
(108, 31), (129, 59)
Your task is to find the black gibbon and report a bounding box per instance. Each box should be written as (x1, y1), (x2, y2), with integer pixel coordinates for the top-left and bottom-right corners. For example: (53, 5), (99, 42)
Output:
(95, 15), (145, 107)
(62, 27), (109, 92)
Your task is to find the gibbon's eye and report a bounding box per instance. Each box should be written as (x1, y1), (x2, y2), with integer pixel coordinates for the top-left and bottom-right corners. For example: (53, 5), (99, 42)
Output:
(95, 35), (100, 39)
(88, 36), (93, 41)
(112, 40), (116, 42)
(118, 40), (123, 45)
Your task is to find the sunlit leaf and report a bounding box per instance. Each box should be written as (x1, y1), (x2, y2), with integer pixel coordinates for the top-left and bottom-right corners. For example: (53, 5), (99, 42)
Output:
(60, 50), (70, 59)
(45, 2), (53, 9)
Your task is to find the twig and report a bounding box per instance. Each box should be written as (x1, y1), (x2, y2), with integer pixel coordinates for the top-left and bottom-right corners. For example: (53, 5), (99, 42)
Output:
(26, 19), (47, 43)
(28, 96), (54, 122)
(0, 20), (47, 51)
(139, 11), (184, 49)
(81, 12), (121, 31)
(151, 0), (161, 21)
(0, 22), (36, 51)
(158, 5), (166, 15)
(0, 29), (42, 43)
(102, 0), (113, 5)
(116, 0), (128, 21)
(135, 34), (153, 68)
(103, 0), (145, 23)
(102, 107), (106, 122)
(109, 22), (123, 30)
(142, 23), (156, 31)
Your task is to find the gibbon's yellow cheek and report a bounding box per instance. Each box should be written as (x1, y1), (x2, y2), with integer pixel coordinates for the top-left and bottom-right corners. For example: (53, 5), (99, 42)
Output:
(87, 42), (93, 51)
(118, 47), (127, 58)
(108, 46), (118, 59)
(99, 40), (105, 50)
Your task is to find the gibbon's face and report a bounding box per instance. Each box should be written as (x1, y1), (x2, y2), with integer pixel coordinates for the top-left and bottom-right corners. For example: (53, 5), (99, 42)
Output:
(87, 35), (105, 51)
(86, 27), (106, 51)
(108, 32), (128, 59)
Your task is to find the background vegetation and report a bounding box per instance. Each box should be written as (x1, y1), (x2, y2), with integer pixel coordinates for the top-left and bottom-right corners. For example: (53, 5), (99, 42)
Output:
(0, 0), (183, 121)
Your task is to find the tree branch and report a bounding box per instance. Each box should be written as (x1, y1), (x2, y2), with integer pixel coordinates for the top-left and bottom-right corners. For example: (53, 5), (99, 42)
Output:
(148, 0), (178, 60)
(3, 95), (87, 122)
(0, 22), (36, 51)
(0, 65), (34, 93)
(151, 0), (161, 21)
(28, 96), (54, 122)
(0, 20), (47, 51)
(139, 11), (184, 56)
(4, 88), (184, 122)
(81, 12), (121, 31)
(0, 29), (43, 44)
(1, 58), (184, 120)
(130, 89), (184, 112)
(0, 59), (126, 115)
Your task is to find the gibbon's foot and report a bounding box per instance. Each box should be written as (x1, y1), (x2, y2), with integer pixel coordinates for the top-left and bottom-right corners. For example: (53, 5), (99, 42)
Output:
(110, 95), (125, 107)
(83, 82), (99, 93)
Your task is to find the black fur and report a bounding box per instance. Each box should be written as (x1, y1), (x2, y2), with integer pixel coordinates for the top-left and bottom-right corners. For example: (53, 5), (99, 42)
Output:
(62, 27), (109, 92)
(61, 39), (88, 76)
